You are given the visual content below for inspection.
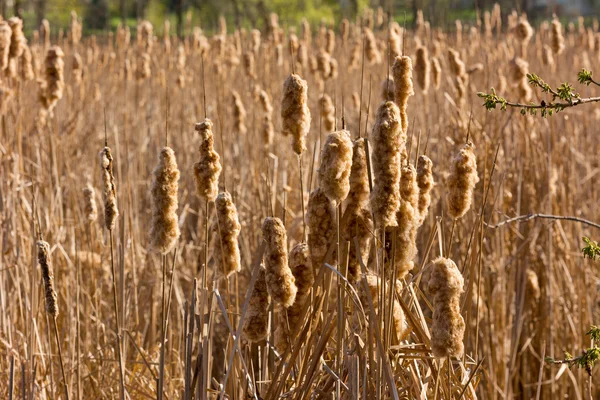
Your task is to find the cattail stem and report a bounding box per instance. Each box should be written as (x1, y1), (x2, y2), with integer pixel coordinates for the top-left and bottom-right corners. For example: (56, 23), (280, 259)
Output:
(53, 317), (69, 400)
(299, 155), (306, 241)
(203, 199), (209, 288)
(447, 219), (456, 256)
(158, 254), (167, 400)
(109, 230), (126, 400)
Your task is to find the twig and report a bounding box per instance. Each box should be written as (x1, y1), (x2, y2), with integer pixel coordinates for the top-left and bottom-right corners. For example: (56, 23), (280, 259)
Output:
(486, 213), (600, 230)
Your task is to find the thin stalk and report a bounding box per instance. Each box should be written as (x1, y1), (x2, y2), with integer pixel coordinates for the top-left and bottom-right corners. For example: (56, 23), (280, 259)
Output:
(109, 229), (126, 400)
(53, 318), (69, 400)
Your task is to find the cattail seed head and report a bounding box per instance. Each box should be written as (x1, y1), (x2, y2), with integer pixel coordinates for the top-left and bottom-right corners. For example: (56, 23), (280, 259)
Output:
(7, 17), (26, 77)
(262, 217), (297, 308)
(416, 155), (434, 226)
(551, 18), (565, 55)
(318, 130), (353, 204)
(431, 57), (441, 89)
(100, 146), (119, 231)
(414, 46), (430, 93)
(392, 55), (414, 134)
(307, 187), (336, 271)
(319, 93), (335, 132)
(0, 22), (11, 71)
(427, 257), (465, 358)
(20, 45), (34, 81)
(364, 27), (381, 64)
(83, 183), (98, 222)
(232, 90), (247, 135)
(281, 74), (311, 155)
(446, 142), (479, 220)
(391, 163), (419, 279)
(213, 192), (241, 278)
(40, 46), (65, 112)
(38, 240), (59, 318)
(370, 101), (403, 228)
(193, 119), (222, 202)
(243, 265), (271, 342)
(149, 147), (180, 254)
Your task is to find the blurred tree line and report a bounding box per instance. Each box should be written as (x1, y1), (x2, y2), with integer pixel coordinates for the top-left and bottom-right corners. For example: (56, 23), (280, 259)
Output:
(0, 0), (594, 37)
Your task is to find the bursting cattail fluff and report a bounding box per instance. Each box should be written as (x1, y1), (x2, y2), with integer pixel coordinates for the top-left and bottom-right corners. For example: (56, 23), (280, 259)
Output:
(149, 147), (180, 254)
(391, 163), (419, 279)
(40, 46), (65, 111)
(213, 192), (241, 278)
(262, 217), (297, 308)
(100, 146), (118, 231)
(243, 265), (270, 342)
(7, 17), (26, 77)
(342, 138), (373, 283)
(307, 187), (336, 270)
(364, 28), (381, 64)
(20, 46), (34, 81)
(370, 101), (402, 228)
(258, 90), (274, 148)
(392, 56), (414, 134)
(38, 240), (59, 318)
(0, 22), (11, 70)
(83, 183), (98, 222)
(416, 155), (434, 226)
(318, 130), (353, 204)
(319, 93), (335, 132)
(446, 142), (479, 220)
(193, 119), (222, 202)
(232, 90), (247, 135)
(551, 18), (565, 55)
(427, 257), (465, 358)
(431, 57), (441, 89)
(281, 74), (311, 155)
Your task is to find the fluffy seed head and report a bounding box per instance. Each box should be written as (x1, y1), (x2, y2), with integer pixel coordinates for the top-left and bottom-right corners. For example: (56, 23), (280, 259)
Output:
(0, 22), (11, 70)
(414, 46), (430, 93)
(306, 187), (336, 271)
(319, 94), (335, 132)
(431, 57), (442, 89)
(83, 183), (98, 222)
(281, 74), (311, 155)
(446, 142), (479, 220)
(149, 147), (180, 254)
(262, 217), (297, 308)
(213, 192), (241, 278)
(392, 56), (414, 133)
(427, 257), (465, 358)
(232, 90), (247, 135)
(243, 265), (270, 342)
(416, 155), (434, 226)
(193, 119), (222, 202)
(551, 18), (565, 55)
(370, 101), (403, 228)
(318, 130), (353, 203)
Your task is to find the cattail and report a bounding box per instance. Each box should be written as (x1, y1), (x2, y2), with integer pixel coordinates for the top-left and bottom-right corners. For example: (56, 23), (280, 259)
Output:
(364, 28), (381, 64)
(414, 46), (430, 93)
(193, 119), (222, 202)
(83, 183), (98, 222)
(447, 142), (479, 220)
(213, 192), (241, 278)
(360, 273), (407, 343)
(340, 19), (349, 46)
(427, 257), (465, 358)
(275, 242), (313, 352)
(551, 18), (565, 55)
(70, 11), (82, 46)
(455, 20), (463, 47)
(301, 18), (311, 46)
(41, 19), (50, 48)
(100, 146), (119, 231)
(448, 48), (467, 79)
(510, 57), (528, 82)
(515, 17), (533, 45)
(370, 101), (402, 228)
(281, 74), (311, 155)
(467, 63), (484, 75)
(392, 56), (414, 134)
(0, 22), (11, 71)
(316, 49), (331, 80)
(325, 29), (335, 53)
(20, 46), (34, 81)
(391, 163), (419, 279)
(297, 43), (308, 68)
(243, 51), (256, 79)
(431, 57), (441, 89)
(7, 17), (26, 77)
(381, 76), (394, 101)
(231, 90), (247, 135)
(517, 77), (532, 102)
(137, 20), (154, 53)
(348, 40), (361, 69)
(262, 217), (297, 308)
(342, 139), (372, 283)
(40, 46), (65, 112)
(258, 90), (274, 149)
(72, 52), (83, 85)
(389, 22), (402, 58)
(218, 15), (227, 36)
(149, 147), (180, 254)
(38, 240), (59, 318)
(162, 20), (171, 53)
(416, 155), (434, 226)
(318, 130), (353, 204)
(136, 52), (151, 80)
(251, 29), (261, 53)
(243, 265), (270, 342)
(319, 93), (335, 132)
(328, 57), (338, 80)
(307, 187), (336, 271)
(275, 44), (283, 66)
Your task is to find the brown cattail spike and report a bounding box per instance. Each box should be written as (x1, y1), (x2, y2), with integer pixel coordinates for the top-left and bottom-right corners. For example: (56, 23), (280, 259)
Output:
(243, 264), (271, 342)
(83, 183), (98, 222)
(100, 146), (118, 231)
(193, 119), (222, 203)
(307, 187), (336, 271)
(446, 142), (479, 220)
(38, 240), (58, 318)
(318, 130), (353, 204)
